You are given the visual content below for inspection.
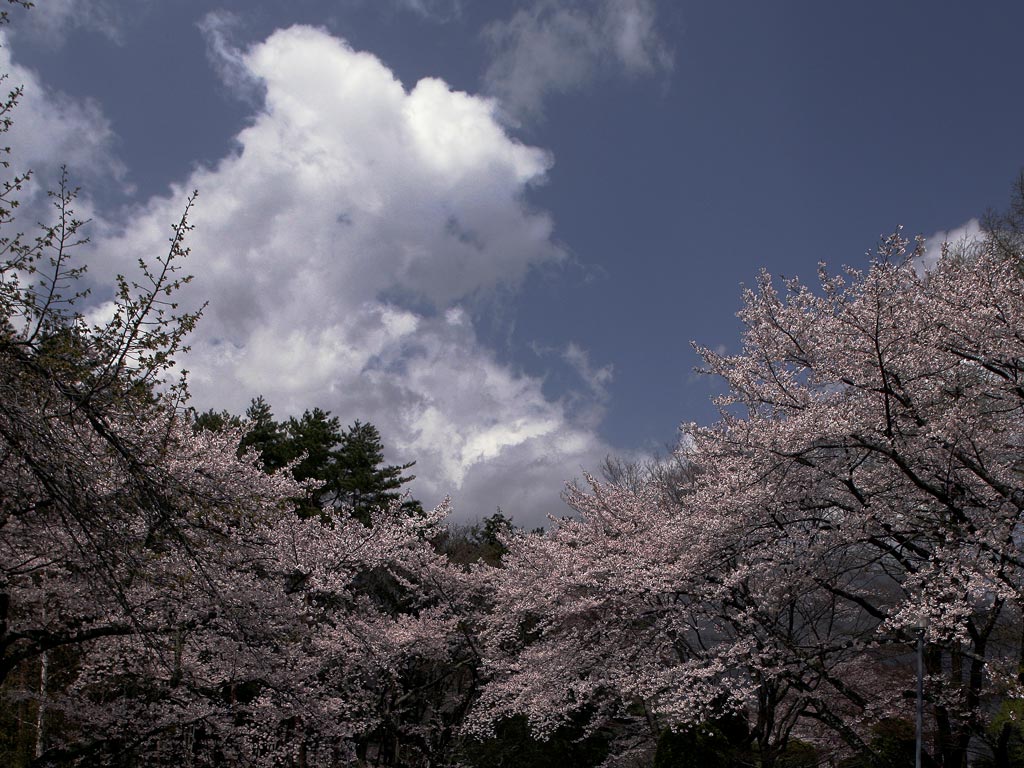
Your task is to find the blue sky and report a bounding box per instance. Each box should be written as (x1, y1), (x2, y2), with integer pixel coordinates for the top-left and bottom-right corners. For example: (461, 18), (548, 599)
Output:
(5, 1), (1023, 526)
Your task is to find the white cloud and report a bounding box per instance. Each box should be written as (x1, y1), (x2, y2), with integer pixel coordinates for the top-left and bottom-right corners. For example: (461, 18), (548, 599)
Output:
(606, 1), (672, 73)
(83, 25), (609, 528)
(82, 299), (118, 328)
(919, 218), (983, 272)
(197, 11), (264, 103)
(563, 341), (613, 396)
(0, 32), (124, 204)
(482, 0), (673, 122)
(562, 341), (613, 427)
(394, 0), (465, 22)
(11, 0), (127, 46)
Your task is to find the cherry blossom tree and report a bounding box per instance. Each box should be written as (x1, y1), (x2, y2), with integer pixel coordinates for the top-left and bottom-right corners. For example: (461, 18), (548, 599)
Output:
(0, 196), (469, 766)
(0, 181), (467, 764)
(0, 155), (299, 760)
(0, 55), (466, 765)
(473, 231), (1024, 768)
(686, 232), (1024, 766)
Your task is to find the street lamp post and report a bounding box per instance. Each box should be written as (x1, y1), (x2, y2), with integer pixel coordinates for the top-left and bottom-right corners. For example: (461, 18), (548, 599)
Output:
(916, 615), (928, 768)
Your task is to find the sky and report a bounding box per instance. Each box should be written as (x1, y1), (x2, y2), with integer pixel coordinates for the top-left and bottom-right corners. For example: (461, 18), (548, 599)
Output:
(4, 0), (1023, 527)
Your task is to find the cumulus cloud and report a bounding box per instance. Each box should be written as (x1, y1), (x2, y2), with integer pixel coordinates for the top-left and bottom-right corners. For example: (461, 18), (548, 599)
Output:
(918, 218), (984, 272)
(84, 26), (610, 527)
(482, 0), (673, 122)
(0, 32), (124, 199)
(198, 11), (264, 103)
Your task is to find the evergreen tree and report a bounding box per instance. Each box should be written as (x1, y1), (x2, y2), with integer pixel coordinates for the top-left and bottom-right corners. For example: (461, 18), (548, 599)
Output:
(191, 407), (242, 433)
(238, 395), (292, 472)
(336, 420), (421, 525)
(434, 511), (514, 567)
(224, 402), (421, 523)
(284, 407), (346, 519)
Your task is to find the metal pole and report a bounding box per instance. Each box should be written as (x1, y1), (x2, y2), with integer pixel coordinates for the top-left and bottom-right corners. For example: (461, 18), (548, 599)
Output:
(916, 625), (924, 768)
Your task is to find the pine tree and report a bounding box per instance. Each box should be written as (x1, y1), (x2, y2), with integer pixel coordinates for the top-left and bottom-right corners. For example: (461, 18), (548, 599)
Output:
(336, 420), (421, 525)
(239, 395), (292, 472)
(190, 407), (241, 433)
(284, 407), (346, 519)
(228, 403), (421, 523)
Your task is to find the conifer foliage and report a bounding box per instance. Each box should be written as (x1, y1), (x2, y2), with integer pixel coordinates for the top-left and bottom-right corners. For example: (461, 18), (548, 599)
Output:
(200, 399), (420, 524)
